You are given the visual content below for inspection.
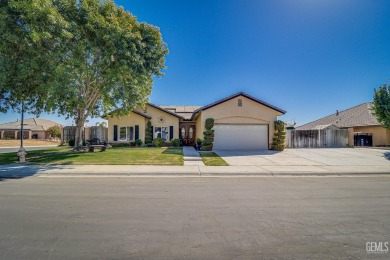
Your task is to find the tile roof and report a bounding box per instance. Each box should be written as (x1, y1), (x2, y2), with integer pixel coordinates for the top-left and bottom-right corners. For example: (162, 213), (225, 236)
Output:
(296, 103), (380, 130)
(0, 118), (63, 131)
(159, 106), (202, 120)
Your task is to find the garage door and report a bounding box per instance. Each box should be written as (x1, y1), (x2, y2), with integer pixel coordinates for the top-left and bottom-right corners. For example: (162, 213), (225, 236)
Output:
(213, 125), (268, 150)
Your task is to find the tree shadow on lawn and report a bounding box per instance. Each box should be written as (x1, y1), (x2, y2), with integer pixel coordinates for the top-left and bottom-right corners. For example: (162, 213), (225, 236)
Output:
(0, 149), (83, 180)
(162, 147), (183, 155)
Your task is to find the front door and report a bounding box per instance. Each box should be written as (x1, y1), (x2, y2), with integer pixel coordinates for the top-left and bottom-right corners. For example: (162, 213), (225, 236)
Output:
(180, 125), (195, 146)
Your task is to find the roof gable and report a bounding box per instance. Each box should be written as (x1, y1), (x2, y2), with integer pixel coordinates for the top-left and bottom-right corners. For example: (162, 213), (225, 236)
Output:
(147, 103), (185, 120)
(191, 92), (286, 120)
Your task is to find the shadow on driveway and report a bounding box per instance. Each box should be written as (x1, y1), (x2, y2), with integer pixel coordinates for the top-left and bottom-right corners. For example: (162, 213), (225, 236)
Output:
(384, 152), (390, 161)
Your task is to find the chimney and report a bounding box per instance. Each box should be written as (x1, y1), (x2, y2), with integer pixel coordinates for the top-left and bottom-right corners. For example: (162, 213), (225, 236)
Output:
(336, 110), (339, 116)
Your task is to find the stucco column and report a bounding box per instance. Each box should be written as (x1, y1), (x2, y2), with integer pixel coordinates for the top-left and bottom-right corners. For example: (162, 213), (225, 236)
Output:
(348, 128), (354, 147)
(28, 131), (32, 139)
(15, 131), (18, 139)
(0, 131), (3, 139)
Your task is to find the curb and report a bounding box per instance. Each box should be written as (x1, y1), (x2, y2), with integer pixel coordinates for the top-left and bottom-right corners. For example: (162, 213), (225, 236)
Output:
(1, 172), (390, 178)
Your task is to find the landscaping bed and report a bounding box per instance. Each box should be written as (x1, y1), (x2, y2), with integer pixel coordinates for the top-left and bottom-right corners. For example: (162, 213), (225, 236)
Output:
(0, 147), (183, 165)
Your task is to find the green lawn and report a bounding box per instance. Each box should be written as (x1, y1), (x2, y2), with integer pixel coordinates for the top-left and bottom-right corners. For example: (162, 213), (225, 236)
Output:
(0, 147), (183, 165)
(200, 152), (229, 166)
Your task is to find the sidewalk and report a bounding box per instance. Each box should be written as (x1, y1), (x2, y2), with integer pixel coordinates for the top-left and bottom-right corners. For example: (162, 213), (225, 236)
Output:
(0, 163), (389, 178)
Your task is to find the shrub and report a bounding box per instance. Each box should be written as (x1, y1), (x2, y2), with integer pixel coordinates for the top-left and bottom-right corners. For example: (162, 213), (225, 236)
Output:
(68, 139), (75, 146)
(145, 121), (153, 144)
(271, 120), (286, 151)
(205, 118), (214, 130)
(170, 138), (180, 147)
(112, 143), (130, 148)
(201, 118), (215, 151)
(135, 139), (143, 147)
(153, 137), (165, 147)
(196, 138), (202, 145)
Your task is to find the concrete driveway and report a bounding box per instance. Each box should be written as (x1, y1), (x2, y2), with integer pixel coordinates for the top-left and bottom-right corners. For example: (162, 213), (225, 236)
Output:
(215, 148), (390, 167)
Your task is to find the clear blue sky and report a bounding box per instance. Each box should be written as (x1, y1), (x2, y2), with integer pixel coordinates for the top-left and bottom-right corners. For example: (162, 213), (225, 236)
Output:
(2, 0), (390, 126)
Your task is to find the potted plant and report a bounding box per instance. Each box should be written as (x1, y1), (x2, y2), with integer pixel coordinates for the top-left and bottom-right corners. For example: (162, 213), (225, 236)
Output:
(196, 138), (202, 151)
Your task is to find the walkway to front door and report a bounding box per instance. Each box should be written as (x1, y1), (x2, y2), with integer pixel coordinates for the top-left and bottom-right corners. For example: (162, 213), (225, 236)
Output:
(182, 146), (204, 166)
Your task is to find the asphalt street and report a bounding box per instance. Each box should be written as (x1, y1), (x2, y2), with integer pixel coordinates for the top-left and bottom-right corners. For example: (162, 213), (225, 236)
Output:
(0, 176), (389, 259)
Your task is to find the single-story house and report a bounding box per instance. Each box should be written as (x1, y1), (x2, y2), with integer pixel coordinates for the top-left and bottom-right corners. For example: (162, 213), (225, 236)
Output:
(104, 92), (286, 150)
(296, 102), (390, 147)
(0, 118), (62, 140)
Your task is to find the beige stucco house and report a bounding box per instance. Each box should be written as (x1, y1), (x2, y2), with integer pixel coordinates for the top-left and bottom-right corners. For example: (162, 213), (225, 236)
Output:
(0, 118), (62, 140)
(296, 102), (390, 147)
(104, 92), (286, 150)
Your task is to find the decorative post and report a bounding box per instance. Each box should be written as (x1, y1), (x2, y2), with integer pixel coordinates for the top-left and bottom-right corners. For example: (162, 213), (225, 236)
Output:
(17, 99), (27, 163)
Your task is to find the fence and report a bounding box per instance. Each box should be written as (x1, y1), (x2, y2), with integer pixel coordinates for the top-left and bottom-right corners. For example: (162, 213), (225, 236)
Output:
(287, 129), (348, 148)
(88, 126), (107, 142)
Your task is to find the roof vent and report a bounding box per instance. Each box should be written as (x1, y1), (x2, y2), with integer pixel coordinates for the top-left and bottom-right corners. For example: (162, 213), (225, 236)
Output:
(336, 110), (339, 116)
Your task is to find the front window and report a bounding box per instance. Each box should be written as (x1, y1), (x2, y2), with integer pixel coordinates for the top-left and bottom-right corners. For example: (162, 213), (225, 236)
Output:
(127, 127), (134, 141)
(154, 127), (169, 141)
(119, 127), (127, 141)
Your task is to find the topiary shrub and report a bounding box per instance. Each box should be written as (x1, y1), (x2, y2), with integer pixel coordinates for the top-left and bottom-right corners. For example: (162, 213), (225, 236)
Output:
(145, 121), (153, 144)
(170, 138), (180, 147)
(153, 137), (165, 147)
(135, 139), (143, 147)
(271, 120), (286, 151)
(68, 139), (75, 147)
(201, 118), (215, 151)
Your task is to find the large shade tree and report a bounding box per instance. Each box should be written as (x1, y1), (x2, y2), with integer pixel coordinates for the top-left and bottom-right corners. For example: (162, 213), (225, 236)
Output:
(373, 84), (390, 129)
(0, 0), (66, 114)
(0, 0), (168, 150)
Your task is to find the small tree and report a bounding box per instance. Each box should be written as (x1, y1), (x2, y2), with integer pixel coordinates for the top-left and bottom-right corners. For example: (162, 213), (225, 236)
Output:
(201, 118), (214, 151)
(373, 84), (390, 129)
(145, 120), (153, 144)
(271, 120), (286, 151)
(47, 125), (62, 140)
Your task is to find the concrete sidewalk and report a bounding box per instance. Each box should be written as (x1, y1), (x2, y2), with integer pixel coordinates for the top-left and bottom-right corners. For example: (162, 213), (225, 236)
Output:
(0, 163), (389, 178)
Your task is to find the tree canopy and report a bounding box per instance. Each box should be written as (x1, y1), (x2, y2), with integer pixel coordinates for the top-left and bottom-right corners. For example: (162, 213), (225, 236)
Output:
(0, 0), (66, 113)
(373, 84), (390, 129)
(0, 0), (168, 150)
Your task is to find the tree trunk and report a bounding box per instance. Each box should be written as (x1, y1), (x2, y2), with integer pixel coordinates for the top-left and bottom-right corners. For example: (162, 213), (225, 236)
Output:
(73, 114), (85, 151)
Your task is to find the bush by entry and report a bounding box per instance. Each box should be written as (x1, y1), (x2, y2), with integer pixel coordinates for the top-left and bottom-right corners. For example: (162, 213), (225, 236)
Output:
(0, 147), (183, 166)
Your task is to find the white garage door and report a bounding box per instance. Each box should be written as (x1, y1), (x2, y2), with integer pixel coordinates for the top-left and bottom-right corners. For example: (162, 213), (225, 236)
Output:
(213, 125), (268, 150)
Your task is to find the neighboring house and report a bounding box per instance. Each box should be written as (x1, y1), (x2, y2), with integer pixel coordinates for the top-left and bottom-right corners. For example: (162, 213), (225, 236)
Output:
(0, 118), (63, 140)
(104, 92), (286, 150)
(296, 102), (390, 147)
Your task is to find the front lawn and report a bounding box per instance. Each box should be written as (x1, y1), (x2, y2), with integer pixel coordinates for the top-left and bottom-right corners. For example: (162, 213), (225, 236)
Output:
(0, 147), (183, 165)
(200, 152), (229, 166)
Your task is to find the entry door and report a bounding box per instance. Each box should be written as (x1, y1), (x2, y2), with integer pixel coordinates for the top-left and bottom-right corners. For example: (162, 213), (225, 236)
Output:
(180, 125), (195, 146)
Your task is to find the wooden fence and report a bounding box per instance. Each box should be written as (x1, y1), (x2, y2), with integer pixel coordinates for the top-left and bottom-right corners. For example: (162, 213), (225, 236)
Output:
(286, 129), (348, 148)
